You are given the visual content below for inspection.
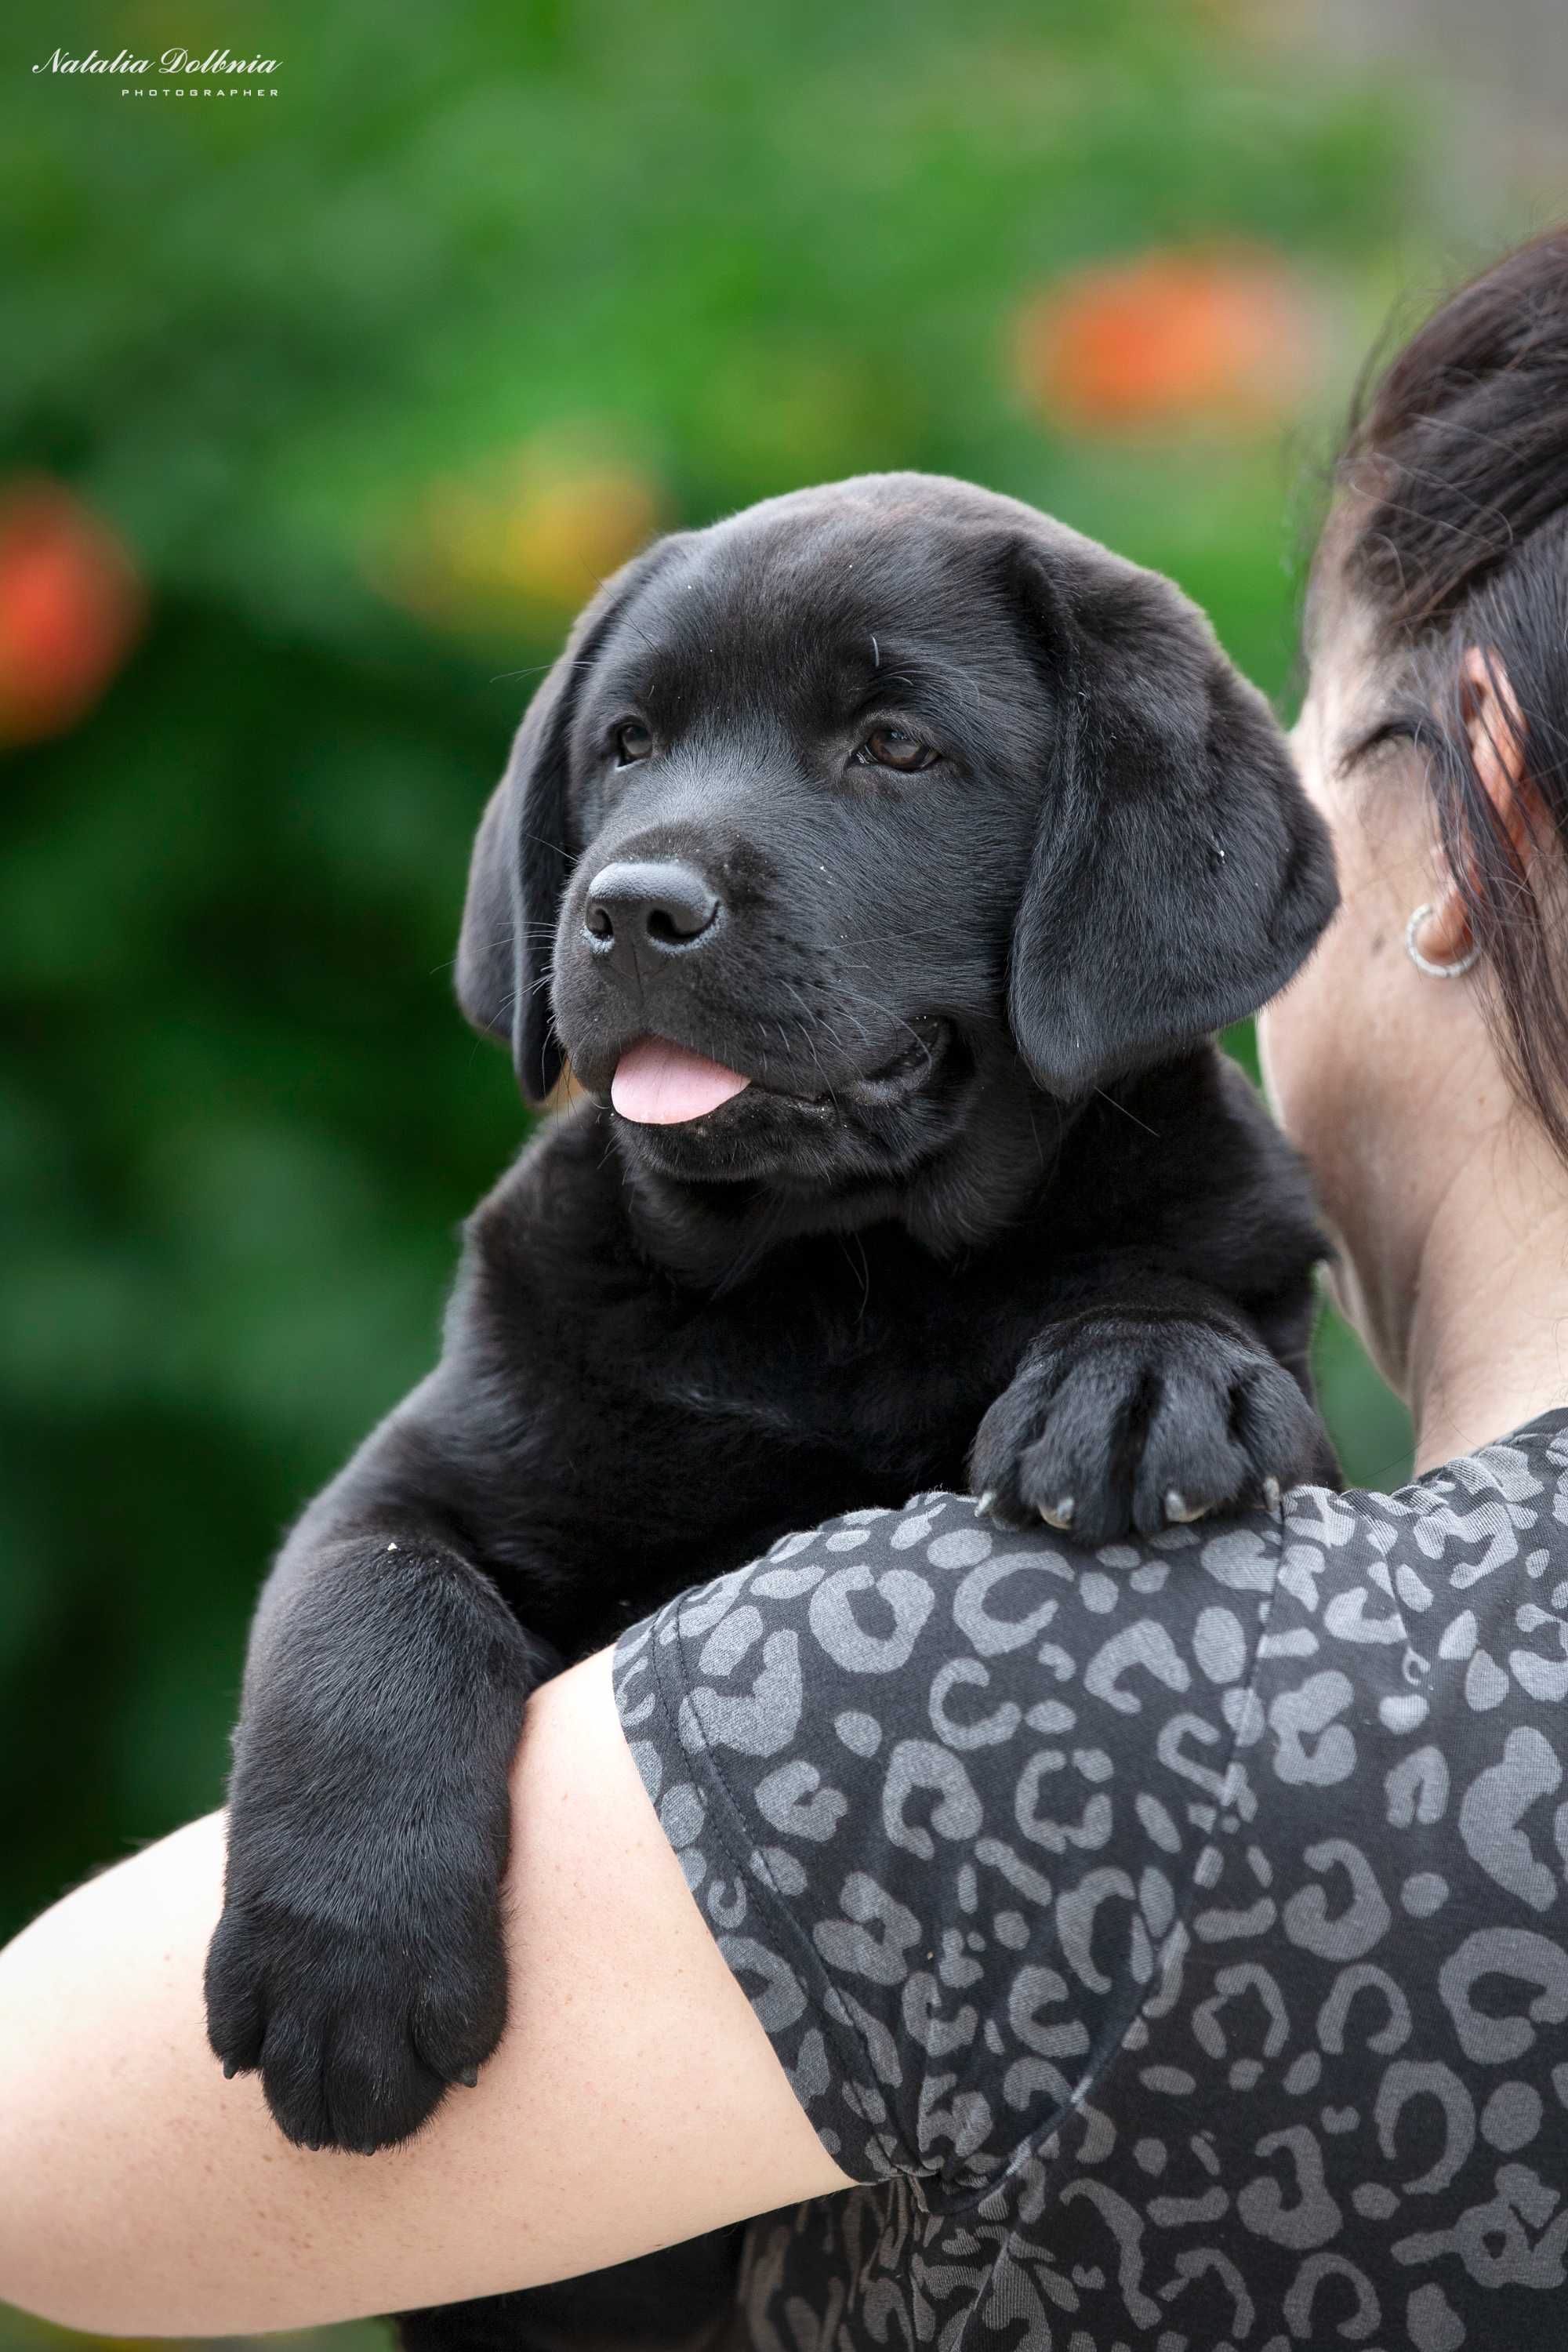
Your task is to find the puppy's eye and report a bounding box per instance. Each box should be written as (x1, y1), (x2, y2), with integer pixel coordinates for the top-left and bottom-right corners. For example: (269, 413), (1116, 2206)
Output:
(614, 720), (654, 767)
(858, 726), (937, 772)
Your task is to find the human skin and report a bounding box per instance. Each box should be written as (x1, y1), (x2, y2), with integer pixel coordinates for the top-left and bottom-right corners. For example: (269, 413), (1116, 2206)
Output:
(3, 615), (1567, 2338)
(0, 1647), (850, 2336)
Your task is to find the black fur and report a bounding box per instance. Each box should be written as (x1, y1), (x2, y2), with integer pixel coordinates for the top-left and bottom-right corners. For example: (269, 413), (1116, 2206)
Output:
(205, 474), (1339, 2347)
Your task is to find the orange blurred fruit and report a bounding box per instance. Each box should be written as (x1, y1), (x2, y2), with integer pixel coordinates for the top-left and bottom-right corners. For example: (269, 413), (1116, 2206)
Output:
(0, 481), (145, 748)
(1011, 248), (1316, 436)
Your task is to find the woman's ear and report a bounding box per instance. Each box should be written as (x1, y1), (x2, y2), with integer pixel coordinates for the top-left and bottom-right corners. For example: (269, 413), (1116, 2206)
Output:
(1417, 647), (1535, 967)
(1461, 644), (1529, 823)
(454, 536), (677, 1104)
(1005, 535), (1340, 1096)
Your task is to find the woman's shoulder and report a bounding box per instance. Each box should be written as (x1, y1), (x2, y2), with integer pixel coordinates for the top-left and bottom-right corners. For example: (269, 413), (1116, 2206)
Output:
(615, 1405), (1568, 1846)
(1269, 1405), (1568, 1704)
(1251, 1396), (1568, 1744)
(613, 1405), (1568, 2199)
(619, 1405), (1568, 1751)
(1289, 1403), (1568, 1542)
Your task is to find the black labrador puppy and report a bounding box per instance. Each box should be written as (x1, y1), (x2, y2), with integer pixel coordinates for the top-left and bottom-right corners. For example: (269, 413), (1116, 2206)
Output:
(205, 471), (1339, 2342)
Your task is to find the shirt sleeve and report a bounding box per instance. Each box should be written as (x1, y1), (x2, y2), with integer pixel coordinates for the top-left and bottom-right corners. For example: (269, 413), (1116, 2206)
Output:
(612, 1485), (1287, 2205)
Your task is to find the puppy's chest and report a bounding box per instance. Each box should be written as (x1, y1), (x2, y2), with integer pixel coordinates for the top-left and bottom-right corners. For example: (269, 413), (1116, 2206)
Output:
(630, 1250), (1044, 1456)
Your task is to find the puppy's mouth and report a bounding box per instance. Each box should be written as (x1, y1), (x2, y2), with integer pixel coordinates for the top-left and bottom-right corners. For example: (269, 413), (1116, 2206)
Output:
(608, 1018), (950, 1127)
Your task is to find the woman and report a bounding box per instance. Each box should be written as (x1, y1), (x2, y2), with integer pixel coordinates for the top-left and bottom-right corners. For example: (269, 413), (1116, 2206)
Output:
(5, 230), (1568, 2350)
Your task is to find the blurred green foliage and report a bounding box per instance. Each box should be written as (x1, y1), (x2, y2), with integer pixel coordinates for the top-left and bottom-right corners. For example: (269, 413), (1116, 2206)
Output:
(0, 0), (1478, 2336)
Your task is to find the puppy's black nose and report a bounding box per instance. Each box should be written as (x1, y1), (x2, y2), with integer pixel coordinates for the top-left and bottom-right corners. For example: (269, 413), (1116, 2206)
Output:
(583, 861), (722, 982)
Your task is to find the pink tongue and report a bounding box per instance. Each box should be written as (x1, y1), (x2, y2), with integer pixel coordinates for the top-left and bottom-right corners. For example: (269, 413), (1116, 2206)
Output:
(611, 1036), (752, 1125)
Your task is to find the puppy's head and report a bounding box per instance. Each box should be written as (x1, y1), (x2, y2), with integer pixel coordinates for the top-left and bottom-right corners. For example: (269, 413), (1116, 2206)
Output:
(457, 474), (1336, 1193)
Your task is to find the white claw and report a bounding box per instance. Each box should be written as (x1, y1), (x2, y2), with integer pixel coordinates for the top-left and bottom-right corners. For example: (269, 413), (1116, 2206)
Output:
(1263, 1475), (1282, 1511)
(1164, 1488), (1210, 1524)
(975, 1490), (997, 1519)
(1038, 1496), (1075, 1531)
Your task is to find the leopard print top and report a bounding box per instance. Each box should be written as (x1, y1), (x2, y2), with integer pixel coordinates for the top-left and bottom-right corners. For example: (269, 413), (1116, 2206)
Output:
(614, 1410), (1568, 2350)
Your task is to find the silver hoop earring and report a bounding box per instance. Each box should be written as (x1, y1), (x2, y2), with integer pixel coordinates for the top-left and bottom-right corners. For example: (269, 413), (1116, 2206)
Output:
(1406, 902), (1481, 979)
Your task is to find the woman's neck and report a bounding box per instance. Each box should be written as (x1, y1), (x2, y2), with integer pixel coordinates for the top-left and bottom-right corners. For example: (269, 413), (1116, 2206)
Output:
(1404, 1105), (1568, 1473)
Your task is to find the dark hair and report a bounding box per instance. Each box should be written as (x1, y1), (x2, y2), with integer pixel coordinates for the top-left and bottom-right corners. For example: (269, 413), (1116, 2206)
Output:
(1322, 228), (1568, 1158)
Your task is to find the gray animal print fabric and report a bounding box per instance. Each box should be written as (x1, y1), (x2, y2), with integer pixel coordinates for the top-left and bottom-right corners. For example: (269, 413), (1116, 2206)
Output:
(612, 1408), (1568, 2350)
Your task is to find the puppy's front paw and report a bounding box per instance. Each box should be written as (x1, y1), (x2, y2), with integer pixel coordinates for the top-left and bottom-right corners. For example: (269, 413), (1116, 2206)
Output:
(205, 1854), (506, 2154)
(971, 1311), (1323, 1546)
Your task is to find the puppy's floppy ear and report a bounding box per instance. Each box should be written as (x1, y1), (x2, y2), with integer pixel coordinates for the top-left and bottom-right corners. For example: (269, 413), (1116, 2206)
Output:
(1005, 535), (1338, 1096)
(456, 539), (677, 1103)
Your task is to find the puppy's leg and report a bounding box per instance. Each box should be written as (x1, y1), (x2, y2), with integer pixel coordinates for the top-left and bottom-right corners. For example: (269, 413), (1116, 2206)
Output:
(971, 1261), (1337, 1546)
(205, 1500), (560, 2154)
(397, 2230), (746, 2352)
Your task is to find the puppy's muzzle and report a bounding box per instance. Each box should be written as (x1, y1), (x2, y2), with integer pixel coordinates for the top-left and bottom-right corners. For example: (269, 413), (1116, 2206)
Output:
(583, 859), (723, 989)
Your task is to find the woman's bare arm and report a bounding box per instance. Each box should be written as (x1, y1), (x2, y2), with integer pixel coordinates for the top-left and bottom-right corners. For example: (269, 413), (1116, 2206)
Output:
(0, 1647), (852, 2338)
